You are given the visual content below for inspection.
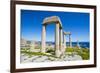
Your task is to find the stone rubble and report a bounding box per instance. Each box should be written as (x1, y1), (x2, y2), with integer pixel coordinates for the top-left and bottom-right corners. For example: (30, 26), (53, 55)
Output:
(20, 53), (82, 63)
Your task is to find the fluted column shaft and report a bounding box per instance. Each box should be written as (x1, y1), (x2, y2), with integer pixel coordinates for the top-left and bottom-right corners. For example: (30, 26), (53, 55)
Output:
(41, 25), (46, 53)
(69, 34), (72, 48)
(64, 34), (66, 49)
(55, 23), (60, 57)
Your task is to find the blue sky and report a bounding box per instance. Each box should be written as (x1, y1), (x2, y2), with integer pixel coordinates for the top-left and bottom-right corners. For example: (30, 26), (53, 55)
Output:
(21, 10), (90, 42)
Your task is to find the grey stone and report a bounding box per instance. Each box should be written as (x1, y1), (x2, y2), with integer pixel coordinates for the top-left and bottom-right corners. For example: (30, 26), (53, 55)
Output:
(42, 16), (62, 27)
(33, 56), (48, 62)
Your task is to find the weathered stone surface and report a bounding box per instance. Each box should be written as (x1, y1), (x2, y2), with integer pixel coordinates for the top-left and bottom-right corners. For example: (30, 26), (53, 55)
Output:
(41, 25), (46, 53)
(63, 31), (72, 48)
(42, 16), (62, 57)
(20, 53), (82, 63)
(42, 16), (62, 27)
(33, 56), (48, 62)
(63, 32), (71, 35)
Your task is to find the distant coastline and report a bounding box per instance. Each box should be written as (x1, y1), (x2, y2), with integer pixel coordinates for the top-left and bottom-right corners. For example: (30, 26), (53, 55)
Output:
(21, 38), (89, 49)
(45, 42), (90, 48)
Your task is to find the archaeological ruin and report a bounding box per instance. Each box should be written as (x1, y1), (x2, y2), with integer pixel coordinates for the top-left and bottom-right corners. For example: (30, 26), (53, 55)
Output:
(41, 16), (72, 57)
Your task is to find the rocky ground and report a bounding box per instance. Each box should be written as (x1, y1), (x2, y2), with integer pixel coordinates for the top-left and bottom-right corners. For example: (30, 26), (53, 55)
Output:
(20, 53), (82, 63)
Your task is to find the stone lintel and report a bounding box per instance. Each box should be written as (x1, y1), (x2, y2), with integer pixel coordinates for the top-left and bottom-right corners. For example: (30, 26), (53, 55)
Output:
(42, 16), (62, 28)
(63, 32), (71, 35)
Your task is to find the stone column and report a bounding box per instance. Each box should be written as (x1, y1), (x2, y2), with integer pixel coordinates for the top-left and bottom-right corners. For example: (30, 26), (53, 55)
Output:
(41, 25), (46, 53)
(69, 34), (72, 48)
(77, 40), (80, 48)
(60, 28), (63, 55)
(60, 29), (65, 58)
(55, 23), (60, 57)
(60, 28), (63, 50)
(64, 34), (66, 49)
(30, 41), (34, 52)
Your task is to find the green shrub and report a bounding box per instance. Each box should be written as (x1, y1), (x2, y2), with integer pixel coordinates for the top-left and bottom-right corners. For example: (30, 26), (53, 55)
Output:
(82, 48), (89, 53)
(77, 48), (89, 60)
(78, 52), (89, 60)
(66, 47), (90, 60)
(66, 48), (74, 52)
(21, 50), (56, 58)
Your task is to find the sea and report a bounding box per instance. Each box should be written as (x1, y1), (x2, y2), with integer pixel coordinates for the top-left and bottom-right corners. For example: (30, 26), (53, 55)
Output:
(46, 42), (90, 49)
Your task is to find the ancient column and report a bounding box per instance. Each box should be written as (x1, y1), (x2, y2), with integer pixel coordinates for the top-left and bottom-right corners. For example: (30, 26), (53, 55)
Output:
(64, 33), (66, 49)
(55, 23), (60, 57)
(41, 25), (46, 53)
(60, 28), (63, 50)
(77, 40), (80, 48)
(30, 41), (34, 52)
(60, 29), (65, 58)
(60, 29), (63, 54)
(69, 34), (72, 48)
